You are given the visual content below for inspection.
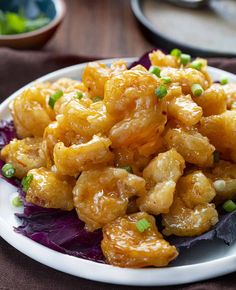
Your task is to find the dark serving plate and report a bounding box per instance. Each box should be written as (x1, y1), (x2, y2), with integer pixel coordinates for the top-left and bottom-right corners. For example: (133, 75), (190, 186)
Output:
(131, 0), (236, 57)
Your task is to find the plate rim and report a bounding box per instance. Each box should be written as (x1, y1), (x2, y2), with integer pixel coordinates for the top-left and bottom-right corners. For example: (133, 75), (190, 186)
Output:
(1, 59), (236, 286)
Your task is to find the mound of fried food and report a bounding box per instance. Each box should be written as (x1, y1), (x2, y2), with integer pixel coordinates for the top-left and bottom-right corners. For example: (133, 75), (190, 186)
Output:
(2, 50), (236, 268)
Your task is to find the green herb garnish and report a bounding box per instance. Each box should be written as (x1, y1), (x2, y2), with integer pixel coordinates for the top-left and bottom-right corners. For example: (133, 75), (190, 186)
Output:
(2, 163), (15, 178)
(22, 174), (33, 192)
(136, 218), (151, 233)
(0, 9), (50, 35)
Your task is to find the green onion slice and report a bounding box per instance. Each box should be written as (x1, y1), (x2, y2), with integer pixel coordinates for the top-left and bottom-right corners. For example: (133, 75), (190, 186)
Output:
(2, 163), (15, 178)
(223, 200), (236, 213)
(121, 165), (133, 174)
(170, 48), (182, 58)
(161, 76), (171, 84)
(220, 77), (229, 85)
(155, 85), (168, 99)
(93, 96), (102, 103)
(180, 53), (191, 65)
(75, 92), (83, 100)
(48, 90), (63, 109)
(213, 150), (220, 163)
(191, 60), (203, 71)
(22, 173), (33, 192)
(149, 66), (161, 77)
(191, 84), (204, 97)
(12, 196), (23, 207)
(136, 218), (151, 233)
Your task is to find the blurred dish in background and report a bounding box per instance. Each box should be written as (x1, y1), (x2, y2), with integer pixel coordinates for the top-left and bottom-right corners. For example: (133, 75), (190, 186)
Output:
(0, 0), (65, 49)
(131, 0), (236, 57)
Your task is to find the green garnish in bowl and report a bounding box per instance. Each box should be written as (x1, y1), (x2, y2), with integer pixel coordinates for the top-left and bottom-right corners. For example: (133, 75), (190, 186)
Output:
(0, 9), (50, 35)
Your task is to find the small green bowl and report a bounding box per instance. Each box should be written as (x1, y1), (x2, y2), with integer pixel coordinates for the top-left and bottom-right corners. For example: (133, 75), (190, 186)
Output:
(0, 0), (66, 49)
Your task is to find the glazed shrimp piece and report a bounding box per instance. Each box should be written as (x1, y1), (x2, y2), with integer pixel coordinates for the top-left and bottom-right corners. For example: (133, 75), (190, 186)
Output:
(137, 149), (185, 215)
(109, 109), (166, 149)
(57, 98), (115, 140)
(101, 212), (178, 267)
(1, 137), (46, 179)
(104, 65), (160, 121)
(167, 94), (202, 126)
(10, 85), (53, 138)
(82, 62), (110, 98)
(73, 167), (146, 231)
(25, 167), (75, 211)
(165, 127), (215, 167)
(193, 84), (227, 117)
(149, 50), (179, 68)
(205, 161), (236, 204)
(160, 67), (210, 95)
(199, 110), (236, 162)
(162, 171), (218, 237)
(221, 83), (236, 109)
(53, 135), (114, 176)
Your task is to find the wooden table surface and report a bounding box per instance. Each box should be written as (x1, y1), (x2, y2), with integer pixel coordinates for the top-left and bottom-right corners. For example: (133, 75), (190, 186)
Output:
(46, 0), (153, 58)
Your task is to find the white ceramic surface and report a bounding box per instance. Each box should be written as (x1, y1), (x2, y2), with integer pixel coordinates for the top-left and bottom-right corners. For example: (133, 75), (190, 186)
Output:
(1, 59), (236, 286)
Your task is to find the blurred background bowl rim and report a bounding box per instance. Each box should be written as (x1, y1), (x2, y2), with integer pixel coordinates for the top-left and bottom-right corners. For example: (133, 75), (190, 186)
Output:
(0, 0), (66, 40)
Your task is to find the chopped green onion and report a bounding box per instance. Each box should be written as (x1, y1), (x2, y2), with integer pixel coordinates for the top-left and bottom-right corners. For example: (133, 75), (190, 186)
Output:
(170, 48), (182, 58)
(223, 200), (236, 213)
(220, 77), (229, 85)
(149, 66), (161, 77)
(136, 218), (151, 233)
(12, 196), (23, 207)
(191, 84), (204, 97)
(213, 150), (220, 163)
(93, 96), (102, 103)
(191, 60), (203, 71)
(48, 90), (63, 109)
(155, 85), (168, 99)
(180, 53), (191, 65)
(121, 165), (133, 174)
(213, 180), (226, 192)
(22, 174), (33, 192)
(161, 76), (172, 84)
(2, 163), (15, 178)
(75, 92), (83, 100)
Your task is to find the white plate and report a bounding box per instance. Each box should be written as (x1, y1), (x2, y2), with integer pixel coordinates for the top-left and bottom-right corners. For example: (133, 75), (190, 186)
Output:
(1, 59), (236, 286)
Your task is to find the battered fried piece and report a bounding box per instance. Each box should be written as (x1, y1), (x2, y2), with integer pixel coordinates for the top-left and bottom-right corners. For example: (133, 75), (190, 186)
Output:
(57, 98), (115, 140)
(193, 84), (227, 116)
(222, 83), (236, 109)
(73, 167), (146, 231)
(101, 212), (178, 268)
(53, 135), (114, 176)
(82, 62), (110, 97)
(199, 110), (236, 162)
(165, 127), (215, 167)
(161, 67), (210, 95)
(162, 197), (218, 236)
(143, 149), (185, 186)
(138, 181), (176, 215)
(10, 85), (53, 138)
(162, 171), (218, 237)
(205, 161), (236, 204)
(149, 50), (179, 68)
(0, 137), (46, 179)
(138, 149), (185, 215)
(109, 109), (166, 149)
(104, 66), (160, 121)
(42, 121), (83, 168)
(168, 94), (202, 126)
(26, 167), (75, 211)
(177, 171), (216, 208)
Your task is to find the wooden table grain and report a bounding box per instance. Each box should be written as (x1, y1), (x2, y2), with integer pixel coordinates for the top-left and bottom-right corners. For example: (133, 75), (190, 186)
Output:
(45, 0), (153, 58)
